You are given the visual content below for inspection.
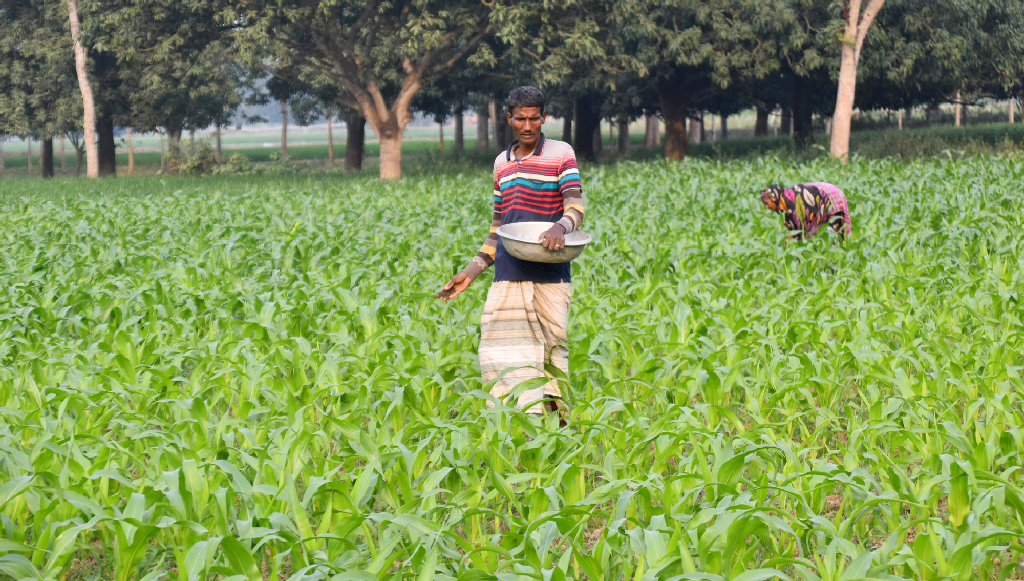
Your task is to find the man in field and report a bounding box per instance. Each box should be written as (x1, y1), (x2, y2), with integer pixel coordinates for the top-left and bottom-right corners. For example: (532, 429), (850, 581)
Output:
(439, 86), (585, 416)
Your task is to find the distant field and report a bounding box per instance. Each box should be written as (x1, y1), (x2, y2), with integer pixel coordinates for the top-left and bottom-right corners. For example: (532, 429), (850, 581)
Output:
(4, 122), (1024, 177)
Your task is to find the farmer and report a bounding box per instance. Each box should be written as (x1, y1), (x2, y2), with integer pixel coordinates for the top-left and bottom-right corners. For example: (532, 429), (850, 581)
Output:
(759, 182), (852, 241)
(438, 86), (585, 416)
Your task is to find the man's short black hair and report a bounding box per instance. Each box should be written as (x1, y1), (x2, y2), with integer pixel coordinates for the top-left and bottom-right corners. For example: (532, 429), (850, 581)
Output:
(507, 86), (545, 114)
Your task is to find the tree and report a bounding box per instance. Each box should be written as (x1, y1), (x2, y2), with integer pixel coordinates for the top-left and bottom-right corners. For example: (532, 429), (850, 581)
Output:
(67, 0), (98, 177)
(847, 0), (1024, 129)
(124, 40), (241, 168)
(289, 66), (366, 169)
(742, 1), (845, 152)
(493, 1), (628, 161)
(830, 0), (886, 161)
(0, 0), (83, 178)
(238, 0), (494, 179)
(77, 0), (241, 175)
(609, 0), (782, 159)
(262, 66), (306, 160)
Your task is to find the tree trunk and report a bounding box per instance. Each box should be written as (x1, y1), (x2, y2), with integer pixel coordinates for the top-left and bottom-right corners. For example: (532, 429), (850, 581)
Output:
(719, 115), (728, 140)
(592, 126), (602, 153)
(159, 133), (167, 173)
(216, 125), (222, 157)
(68, 0), (98, 178)
(326, 114), (334, 164)
(1010, 98), (1015, 124)
(829, 0), (886, 161)
(97, 110), (115, 176)
(491, 100), (503, 153)
(379, 134), (402, 179)
(644, 114), (660, 148)
(189, 129), (196, 151)
(574, 95), (600, 162)
(780, 107), (792, 135)
(687, 114), (703, 144)
(608, 120), (613, 148)
(0, 140), (4, 176)
(127, 128), (134, 175)
(27, 137), (33, 173)
(618, 118), (629, 154)
(343, 70), (414, 178)
(503, 117), (512, 146)
(562, 113), (573, 144)
(167, 128), (182, 171)
(280, 100), (288, 159)
(41, 138), (54, 178)
(491, 102), (510, 152)
(476, 105), (489, 151)
(954, 91), (961, 127)
(60, 136), (66, 173)
(345, 111), (365, 173)
(501, 114), (511, 148)
(657, 91), (688, 160)
(454, 102), (464, 152)
(438, 122), (445, 152)
(792, 76), (814, 152)
(754, 106), (769, 137)
(898, 109), (904, 130)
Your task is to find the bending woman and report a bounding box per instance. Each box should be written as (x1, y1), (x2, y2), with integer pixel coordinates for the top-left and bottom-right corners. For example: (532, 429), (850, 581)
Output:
(759, 182), (852, 241)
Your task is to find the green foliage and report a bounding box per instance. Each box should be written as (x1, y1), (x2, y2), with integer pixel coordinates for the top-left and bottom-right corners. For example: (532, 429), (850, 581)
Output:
(3, 157), (1024, 579)
(858, 0), (1024, 110)
(174, 141), (255, 176)
(854, 126), (1024, 158)
(0, 0), (82, 139)
(236, 0), (496, 178)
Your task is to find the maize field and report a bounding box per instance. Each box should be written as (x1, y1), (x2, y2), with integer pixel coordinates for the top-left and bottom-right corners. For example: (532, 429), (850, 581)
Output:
(1, 156), (1024, 580)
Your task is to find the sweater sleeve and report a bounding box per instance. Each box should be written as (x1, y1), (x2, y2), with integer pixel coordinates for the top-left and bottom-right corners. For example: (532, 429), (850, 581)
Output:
(554, 149), (585, 233)
(460, 177), (501, 280)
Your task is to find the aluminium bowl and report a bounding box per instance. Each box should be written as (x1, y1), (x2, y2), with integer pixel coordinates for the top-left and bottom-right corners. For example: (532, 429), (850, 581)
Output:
(496, 221), (593, 264)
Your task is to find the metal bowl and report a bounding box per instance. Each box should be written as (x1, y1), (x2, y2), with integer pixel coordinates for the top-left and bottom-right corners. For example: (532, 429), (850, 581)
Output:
(497, 221), (593, 263)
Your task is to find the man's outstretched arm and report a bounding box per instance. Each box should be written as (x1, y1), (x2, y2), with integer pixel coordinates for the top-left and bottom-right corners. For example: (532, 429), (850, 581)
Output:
(439, 182), (501, 300)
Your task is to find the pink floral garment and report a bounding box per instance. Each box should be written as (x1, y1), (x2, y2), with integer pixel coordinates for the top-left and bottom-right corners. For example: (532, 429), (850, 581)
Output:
(777, 182), (852, 240)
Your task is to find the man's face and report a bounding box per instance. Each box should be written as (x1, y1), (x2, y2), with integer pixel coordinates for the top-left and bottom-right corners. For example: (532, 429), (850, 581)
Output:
(507, 106), (546, 150)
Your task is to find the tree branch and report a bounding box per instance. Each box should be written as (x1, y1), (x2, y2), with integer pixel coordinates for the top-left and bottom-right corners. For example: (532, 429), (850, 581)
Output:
(335, 95), (360, 110)
(427, 29), (490, 76)
(366, 80), (390, 124)
(855, 0), (886, 61)
(348, 0), (381, 47)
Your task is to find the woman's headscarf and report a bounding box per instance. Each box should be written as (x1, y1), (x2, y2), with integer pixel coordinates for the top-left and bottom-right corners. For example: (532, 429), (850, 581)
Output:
(759, 184), (787, 213)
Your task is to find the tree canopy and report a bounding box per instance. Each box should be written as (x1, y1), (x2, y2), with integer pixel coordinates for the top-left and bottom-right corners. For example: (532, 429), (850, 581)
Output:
(1, 0), (1023, 177)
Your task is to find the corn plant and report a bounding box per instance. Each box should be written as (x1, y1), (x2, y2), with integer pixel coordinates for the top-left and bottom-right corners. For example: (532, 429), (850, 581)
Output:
(1, 156), (1023, 581)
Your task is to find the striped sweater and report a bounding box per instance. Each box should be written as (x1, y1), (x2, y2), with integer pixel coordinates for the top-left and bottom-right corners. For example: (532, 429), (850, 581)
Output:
(462, 135), (585, 283)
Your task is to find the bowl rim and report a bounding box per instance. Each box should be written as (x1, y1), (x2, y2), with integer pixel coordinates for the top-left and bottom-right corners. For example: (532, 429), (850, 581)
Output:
(496, 222), (592, 247)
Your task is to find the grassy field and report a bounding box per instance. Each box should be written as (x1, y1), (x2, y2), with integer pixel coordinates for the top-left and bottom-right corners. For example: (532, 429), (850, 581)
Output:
(1, 156), (1024, 580)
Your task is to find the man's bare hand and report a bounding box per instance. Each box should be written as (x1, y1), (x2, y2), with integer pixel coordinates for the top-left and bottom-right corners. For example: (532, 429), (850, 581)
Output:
(438, 272), (472, 301)
(539, 224), (566, 251)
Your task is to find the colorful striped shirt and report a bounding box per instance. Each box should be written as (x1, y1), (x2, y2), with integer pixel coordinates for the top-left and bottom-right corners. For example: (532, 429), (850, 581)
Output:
(461, 134), (585, 283)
